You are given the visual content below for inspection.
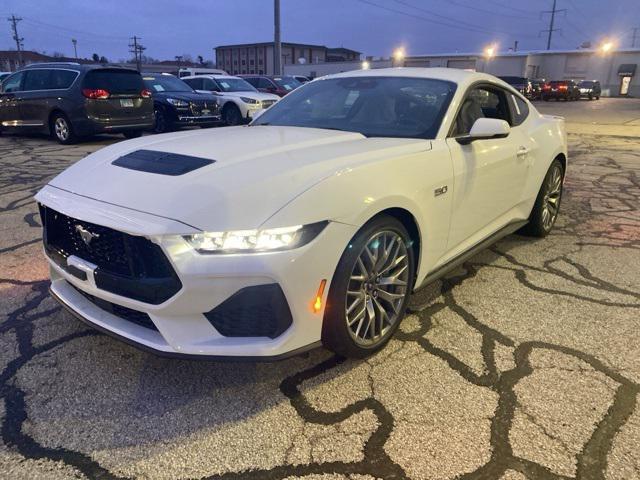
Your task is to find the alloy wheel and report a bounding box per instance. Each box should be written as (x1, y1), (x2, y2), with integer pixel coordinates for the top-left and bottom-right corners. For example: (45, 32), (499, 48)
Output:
(542, 164), (563, 230)
(345, 230), (410, 347)
(54, 117), (69, 142)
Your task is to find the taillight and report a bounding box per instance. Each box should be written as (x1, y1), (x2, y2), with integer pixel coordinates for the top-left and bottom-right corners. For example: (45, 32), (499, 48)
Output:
(542, 84), (551, 90)
(559, 85), (568, 91)
(141, 88), (152, 98)
(82, 88), (110, 99)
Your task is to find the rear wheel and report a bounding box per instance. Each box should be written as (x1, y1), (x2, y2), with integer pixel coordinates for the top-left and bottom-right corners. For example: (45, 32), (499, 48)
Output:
(520, 158), (564, 238)
(50, 113), (76, 145)
(322, 216), (415, 358)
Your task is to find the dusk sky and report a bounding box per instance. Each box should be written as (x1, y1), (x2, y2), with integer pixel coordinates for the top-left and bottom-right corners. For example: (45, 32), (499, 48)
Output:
(1, 0), (638, 62)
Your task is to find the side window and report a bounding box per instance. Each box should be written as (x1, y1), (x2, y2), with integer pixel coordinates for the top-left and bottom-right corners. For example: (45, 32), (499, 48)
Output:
(184, 78), (202, 89)
(259, 78), (273, 89)
(2, 71), (25, 93)
(245, 77), (259, 88)
(50, 70), (77, 89)
(23, 70), (52, 91)
(204, 79), (220, 91)
(454, 86), (511, 135)
(509, 94), (529, 127)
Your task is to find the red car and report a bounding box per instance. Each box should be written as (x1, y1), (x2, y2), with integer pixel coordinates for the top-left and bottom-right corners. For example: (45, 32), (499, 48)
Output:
(541, 80), (581, 101)
(240, 75), (301, 97)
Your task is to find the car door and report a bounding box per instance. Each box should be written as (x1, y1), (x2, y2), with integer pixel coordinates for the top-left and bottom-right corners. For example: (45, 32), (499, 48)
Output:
(20, 69), (78, 128)
(444, 84), (529, 254)
(0, 71), (26, 127)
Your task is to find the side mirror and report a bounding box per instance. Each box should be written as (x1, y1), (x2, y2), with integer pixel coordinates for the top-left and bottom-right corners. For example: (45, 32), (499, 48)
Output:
(457, 118), (510, 145)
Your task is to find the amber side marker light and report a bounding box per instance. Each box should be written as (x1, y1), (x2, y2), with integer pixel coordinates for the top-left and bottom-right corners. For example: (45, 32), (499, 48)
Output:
(313, 279), (327, 313)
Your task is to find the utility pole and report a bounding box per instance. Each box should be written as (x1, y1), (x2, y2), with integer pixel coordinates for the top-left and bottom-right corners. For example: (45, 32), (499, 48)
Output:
(8, 15), (24, 67)
(274, 0), (282, 76)
(514, 40), (519, 52)
(632, 27), (639, 48)
(541, 0), (565, 50)
(72, 38), (78, 59)
(129, 36), (145, 71)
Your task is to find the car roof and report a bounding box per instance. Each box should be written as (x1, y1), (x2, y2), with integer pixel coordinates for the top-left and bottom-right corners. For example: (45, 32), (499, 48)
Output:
(21, 63), (139, 73)
(323, 67), (512, 89)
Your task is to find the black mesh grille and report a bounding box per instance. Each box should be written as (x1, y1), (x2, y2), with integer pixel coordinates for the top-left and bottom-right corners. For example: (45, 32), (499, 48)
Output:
(204, 284), (293, 338)
(40, 204), (181, 304)
(70, 284), (158, 331)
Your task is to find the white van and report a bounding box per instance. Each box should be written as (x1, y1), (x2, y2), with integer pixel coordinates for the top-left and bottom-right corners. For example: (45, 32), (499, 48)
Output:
(178, 68), (227, 78)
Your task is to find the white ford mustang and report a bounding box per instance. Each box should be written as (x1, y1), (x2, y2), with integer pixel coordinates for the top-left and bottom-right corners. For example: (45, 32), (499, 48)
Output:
(35, 68), (567, 359)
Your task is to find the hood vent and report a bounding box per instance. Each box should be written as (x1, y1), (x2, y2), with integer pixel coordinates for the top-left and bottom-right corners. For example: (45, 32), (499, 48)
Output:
(112, 149), (214, 176)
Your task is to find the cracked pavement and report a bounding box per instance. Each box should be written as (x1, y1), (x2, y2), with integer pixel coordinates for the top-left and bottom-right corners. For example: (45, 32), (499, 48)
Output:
(0, 98), (639, 479)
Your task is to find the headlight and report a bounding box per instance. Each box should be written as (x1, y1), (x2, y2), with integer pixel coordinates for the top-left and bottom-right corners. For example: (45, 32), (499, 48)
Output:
(167, 98), (189, 107)
(184, 221), (327, 254)
(240, 97), (259, 104)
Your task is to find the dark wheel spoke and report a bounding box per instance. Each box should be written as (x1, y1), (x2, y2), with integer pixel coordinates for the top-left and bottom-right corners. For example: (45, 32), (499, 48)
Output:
(345, 230), (410, 347)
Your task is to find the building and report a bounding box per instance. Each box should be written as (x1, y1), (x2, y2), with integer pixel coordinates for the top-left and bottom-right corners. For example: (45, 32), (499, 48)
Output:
(214, 42), (360, 76)
(284, 48), (640, 97)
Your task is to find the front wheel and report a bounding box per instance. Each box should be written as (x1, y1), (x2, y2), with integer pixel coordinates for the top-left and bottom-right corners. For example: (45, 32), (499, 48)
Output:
(223, 105), (243, 126)
(153, 108), (172, 134)
(322, 216), (415, 358)
(520, 158), (564, 238)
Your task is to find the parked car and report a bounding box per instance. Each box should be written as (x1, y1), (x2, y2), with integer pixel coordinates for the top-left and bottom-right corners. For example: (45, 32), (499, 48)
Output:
(182, 74), (279, 126)
(142, 73), (221, 133)
(578, 80), (601, 100)
(36, 68), (567, 360)
(0, 63), (153, 144)
(498, 76), (532, 97)
(541, 80), (581, 101)
(240, 75), (302, 97)
(293, 75), (311, 84)
(529, 78), (546, 100)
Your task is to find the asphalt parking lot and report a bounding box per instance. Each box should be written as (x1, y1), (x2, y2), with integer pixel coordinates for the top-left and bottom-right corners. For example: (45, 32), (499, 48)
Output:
(0, 97), (639, 480)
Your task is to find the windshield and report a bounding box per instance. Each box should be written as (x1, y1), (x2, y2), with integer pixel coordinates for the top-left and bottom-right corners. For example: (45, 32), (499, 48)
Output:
(252, 76), (456, 139)
(143, 75), (193, 93)
(215, 77), (257, 92)
(273, 76), (301, 91)
(578, 81), (594, 88)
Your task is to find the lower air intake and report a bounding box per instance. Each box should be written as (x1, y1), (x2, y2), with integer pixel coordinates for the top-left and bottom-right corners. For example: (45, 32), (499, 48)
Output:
(204, 284), (293, 338)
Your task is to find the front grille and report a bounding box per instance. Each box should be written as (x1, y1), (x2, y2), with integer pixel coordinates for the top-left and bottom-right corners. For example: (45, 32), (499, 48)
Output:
(203, 284), (293, 338)
(70, 284), (158, 331)
(189, 102), (204, 116)
(40, 205), (182, 304)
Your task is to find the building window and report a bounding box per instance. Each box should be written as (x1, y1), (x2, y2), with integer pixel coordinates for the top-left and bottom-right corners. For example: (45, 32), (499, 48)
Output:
(242, 70), (246, 74)
(258, 58), (263, 65)
(241, 59), (246, 65)
(250, 59), (254, 65)
(259, 69), (264, 74)
(250, 69), (255, 74)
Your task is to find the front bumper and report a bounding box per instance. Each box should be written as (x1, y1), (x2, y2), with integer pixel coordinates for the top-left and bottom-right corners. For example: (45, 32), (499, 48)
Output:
(176, 114), (222, 126)
(38, 186), (357, 358)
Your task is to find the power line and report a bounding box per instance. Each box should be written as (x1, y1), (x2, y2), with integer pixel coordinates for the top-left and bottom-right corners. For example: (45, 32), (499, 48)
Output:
(540, 0), (566, 50)
(359, 0), (538, 38)
(633, 27), (639, 48)
(443, 0), (539, 20)
(128, 36), (145, 71)
(7, 14), (24, 65)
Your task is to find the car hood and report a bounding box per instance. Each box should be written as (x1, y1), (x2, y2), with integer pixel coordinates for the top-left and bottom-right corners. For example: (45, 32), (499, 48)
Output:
(46, 126), (431, 232)
(154, 91), (217, 102)
(220, 91), (280, 101)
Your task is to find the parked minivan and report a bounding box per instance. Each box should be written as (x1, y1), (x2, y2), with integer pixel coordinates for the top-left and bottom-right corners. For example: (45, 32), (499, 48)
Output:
(0, 63), (154, 144)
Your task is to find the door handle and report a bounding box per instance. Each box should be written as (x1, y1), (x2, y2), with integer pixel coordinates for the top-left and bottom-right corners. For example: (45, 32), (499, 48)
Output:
(517, 146), (529, 158)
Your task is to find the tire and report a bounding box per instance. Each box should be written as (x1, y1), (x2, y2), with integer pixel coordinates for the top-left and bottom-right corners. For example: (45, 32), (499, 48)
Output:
(519, 158), (564, 238)
(322, 215), (415, 358)
(153, 107), (172, 134)
(50, 112), (76, 145)
(588, 94), (593, 100)
(123, 130), (142, 139)
(223, 104), (243, 126)
(596, 96), (600, 100)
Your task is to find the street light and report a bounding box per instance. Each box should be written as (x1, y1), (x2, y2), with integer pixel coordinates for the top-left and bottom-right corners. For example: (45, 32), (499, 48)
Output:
(362, 60), (370, 70)
(393, 47), (405, 67)
(482, 44), (497, 73)
(600, 40), (614, 53)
